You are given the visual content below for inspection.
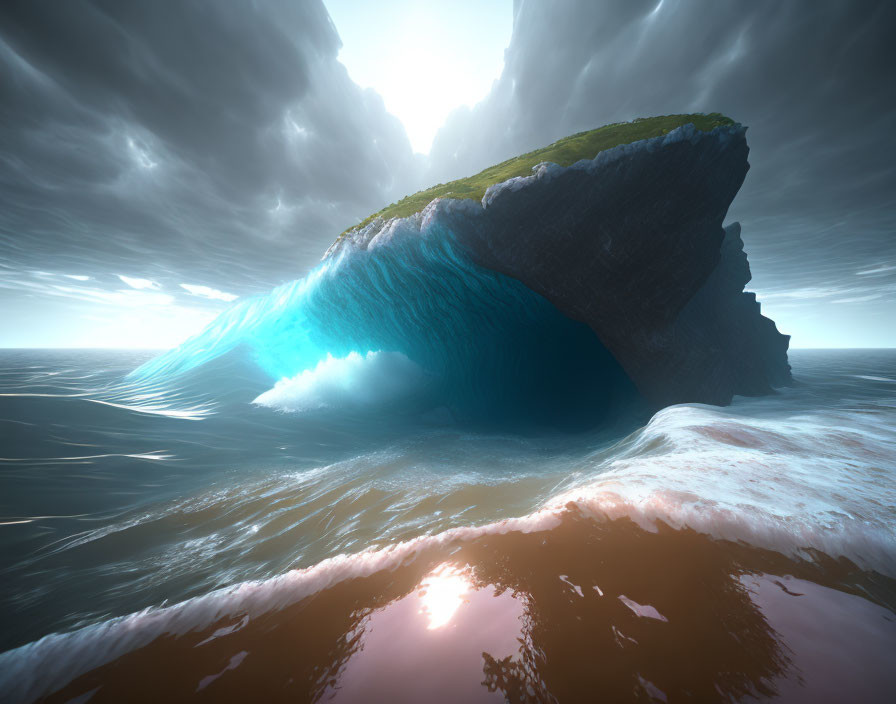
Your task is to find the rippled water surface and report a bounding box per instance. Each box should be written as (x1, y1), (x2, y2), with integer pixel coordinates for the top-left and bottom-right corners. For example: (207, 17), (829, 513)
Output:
(1, 349), (895, 702)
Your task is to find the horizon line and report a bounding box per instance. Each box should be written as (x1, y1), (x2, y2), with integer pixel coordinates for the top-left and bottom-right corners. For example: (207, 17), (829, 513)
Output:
(1, 346), (895, 352)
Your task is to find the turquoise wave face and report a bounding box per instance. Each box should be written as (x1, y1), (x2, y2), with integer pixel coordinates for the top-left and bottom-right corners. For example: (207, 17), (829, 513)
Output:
(131, 225), (642, 428)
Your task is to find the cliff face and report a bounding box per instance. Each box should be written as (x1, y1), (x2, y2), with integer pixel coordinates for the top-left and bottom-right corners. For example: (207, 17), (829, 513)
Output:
(331, 123), (791, 408)
(669, 222), (792, 404)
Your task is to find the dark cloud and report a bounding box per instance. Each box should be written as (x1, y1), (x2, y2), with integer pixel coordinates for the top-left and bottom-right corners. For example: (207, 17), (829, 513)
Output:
(0, 0), (422, 301)
(1, 0), (894, 347)
(428, 0), (896, 345)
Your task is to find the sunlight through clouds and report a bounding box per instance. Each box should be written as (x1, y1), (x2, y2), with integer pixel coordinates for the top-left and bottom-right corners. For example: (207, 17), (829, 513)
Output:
(324, 0), (511, 154)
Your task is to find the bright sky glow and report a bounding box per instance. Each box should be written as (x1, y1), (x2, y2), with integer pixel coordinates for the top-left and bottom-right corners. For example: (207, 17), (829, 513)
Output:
(2, 1), (891, 350)
(324, 0), (512, 154)
(1, 297), (218, 349)
(0, 270), (225, 348)
(63, 305), (219, 349)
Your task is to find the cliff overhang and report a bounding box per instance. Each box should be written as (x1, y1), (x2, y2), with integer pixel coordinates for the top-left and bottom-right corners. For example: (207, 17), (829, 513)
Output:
(329, 120), (791, 408)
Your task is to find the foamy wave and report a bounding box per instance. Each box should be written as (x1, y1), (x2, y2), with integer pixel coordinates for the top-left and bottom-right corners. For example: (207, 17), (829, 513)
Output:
(4, 394), (895, 701)
(0, 511), (560, 703)
(548, 402), (896, 576)
(252, 351), (430, 412)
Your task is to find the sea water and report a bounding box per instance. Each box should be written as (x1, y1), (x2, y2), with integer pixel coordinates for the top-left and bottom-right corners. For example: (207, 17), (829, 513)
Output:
(0, 348), (894, 702)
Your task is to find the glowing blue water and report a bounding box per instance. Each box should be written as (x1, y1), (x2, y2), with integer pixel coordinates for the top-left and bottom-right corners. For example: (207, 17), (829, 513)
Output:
(132, 226), (639, 427)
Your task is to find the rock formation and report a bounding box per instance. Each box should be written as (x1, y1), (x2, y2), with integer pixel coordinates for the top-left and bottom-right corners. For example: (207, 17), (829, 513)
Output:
(334, 123), (791, 408)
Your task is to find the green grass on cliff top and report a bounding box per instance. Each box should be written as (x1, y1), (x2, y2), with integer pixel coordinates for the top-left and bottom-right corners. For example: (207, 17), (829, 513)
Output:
(341, 113), (735, 238)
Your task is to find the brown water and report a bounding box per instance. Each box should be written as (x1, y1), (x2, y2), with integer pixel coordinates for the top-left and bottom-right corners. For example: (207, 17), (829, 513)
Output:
(2, 350), (895, 703)
(43, 513), (896, 703)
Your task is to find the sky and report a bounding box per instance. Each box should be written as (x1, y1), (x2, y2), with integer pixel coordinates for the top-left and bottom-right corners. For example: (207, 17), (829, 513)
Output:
(325, 0), (511, 154)
(0, 0), (894, 348)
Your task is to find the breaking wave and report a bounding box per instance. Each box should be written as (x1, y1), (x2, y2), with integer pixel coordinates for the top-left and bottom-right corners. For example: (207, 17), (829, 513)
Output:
(129, 217), (641, 428)
(549, 399), (896, 575)
(252, 351), (433, 413)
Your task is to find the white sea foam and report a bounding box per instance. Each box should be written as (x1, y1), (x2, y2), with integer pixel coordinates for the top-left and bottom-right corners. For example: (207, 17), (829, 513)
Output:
(252, 350), (430, 412)
(5, 390), (895, 703)
(547, 401), (896, 576)
(3, 374), (895, 702)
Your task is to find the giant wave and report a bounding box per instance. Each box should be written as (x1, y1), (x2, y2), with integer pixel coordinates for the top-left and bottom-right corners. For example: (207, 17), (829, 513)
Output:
(132, 218), (641, 428)
(132, 122), (789, 429)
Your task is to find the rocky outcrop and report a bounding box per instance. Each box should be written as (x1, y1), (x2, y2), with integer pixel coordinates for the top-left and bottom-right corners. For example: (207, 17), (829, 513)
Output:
(334, 123), (791, 408)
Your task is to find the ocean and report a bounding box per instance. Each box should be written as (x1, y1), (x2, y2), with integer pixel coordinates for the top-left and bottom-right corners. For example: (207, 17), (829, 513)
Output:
(0, 348), (894, 702)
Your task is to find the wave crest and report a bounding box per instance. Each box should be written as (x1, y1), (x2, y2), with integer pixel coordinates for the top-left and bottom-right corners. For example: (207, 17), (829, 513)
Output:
(130, 226), (641, 427)
(252, 351), (432, 413)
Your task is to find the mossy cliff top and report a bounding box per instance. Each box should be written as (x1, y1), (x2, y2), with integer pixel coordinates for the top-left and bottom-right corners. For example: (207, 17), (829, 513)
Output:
(341, 113), (736, 237)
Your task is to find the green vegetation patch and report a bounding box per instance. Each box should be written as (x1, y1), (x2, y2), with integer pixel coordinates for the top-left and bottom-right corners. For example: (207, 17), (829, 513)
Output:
(340, 113), (735, 238)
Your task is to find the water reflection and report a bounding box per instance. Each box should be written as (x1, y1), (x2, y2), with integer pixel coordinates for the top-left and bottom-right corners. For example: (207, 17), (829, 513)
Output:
(419, 563), (474, 630)
(44, 515), (896, 703)
(323, 563), (524, 702)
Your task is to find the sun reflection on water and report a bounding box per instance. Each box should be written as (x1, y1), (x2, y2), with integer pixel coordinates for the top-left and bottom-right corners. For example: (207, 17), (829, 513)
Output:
(418, 563), (473, 630)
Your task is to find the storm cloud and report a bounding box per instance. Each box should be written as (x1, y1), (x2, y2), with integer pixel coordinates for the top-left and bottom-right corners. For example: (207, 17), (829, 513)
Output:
(428, 0), (896, 346)
(0, 0), (422, 344)
(1, 0), (894, 347)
